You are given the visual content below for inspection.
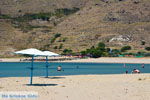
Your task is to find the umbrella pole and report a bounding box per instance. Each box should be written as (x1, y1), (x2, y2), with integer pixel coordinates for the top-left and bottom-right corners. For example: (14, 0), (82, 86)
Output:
(46, 56), (48, 78)
(30, 56), (34, 85)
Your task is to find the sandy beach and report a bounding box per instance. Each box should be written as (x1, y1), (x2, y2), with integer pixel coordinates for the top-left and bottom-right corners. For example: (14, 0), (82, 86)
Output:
(1, 56), (150, 100)
(62, 57), (150, 64)
(0, 57), (150, 64)
(0, 74), (150, 100)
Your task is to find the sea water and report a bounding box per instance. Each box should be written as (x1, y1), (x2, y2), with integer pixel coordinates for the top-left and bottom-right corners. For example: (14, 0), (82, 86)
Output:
(0, 62), (150, 77)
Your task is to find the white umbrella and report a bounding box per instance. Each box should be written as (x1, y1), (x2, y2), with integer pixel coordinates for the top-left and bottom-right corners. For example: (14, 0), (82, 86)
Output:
(15, 48), (45, 56)
(14, 48), (45, 85)
(43, 51), (59, 56)
(42, 51), (60, 78)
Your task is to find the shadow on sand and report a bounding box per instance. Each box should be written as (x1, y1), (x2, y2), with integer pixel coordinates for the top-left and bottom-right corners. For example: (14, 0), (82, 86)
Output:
(25, 84), (58, 86)
(41, 76), (66, 79)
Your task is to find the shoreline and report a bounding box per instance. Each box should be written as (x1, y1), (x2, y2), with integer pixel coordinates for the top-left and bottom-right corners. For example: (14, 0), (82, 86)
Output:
(0, 57), (150, 64)
(0, 73), (149, 78)
(61, 57), (150, 64)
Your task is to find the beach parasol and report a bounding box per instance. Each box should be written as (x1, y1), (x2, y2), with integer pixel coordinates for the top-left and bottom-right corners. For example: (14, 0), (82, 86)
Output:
(14, 48), (45, 85)
(42, 51), (60, 78)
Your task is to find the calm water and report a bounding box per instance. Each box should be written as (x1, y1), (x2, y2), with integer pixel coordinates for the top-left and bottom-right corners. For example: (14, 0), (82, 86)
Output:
(0, 62), (150, 77)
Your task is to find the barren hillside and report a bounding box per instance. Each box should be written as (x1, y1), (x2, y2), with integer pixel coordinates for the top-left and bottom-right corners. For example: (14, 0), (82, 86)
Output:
(0, 0), (89, 16)
(0, 0), (150, 57)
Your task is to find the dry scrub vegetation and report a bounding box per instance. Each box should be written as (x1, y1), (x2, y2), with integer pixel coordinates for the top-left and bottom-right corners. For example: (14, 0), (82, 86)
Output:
(0, 0), (150, 57)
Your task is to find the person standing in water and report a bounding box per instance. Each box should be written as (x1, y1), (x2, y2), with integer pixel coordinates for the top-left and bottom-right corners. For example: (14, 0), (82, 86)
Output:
(132, 69), (140, 74)
(141, 63), (145, 68)
(57, 65), (62, 71)
(123, 63), (126, 67)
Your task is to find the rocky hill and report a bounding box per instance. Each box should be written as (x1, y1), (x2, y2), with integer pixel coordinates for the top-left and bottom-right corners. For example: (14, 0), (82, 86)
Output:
(0, 0), (150, 57)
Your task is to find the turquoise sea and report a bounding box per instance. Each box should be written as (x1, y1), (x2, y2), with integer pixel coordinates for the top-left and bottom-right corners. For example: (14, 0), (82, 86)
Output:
(0, 62), (150, 77)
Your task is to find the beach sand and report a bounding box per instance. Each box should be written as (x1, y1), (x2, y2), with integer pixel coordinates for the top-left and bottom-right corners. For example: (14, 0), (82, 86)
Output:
(0, 57), (150, 64)
(62, 57), (150, 64)
(0, 74), (150, 100)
